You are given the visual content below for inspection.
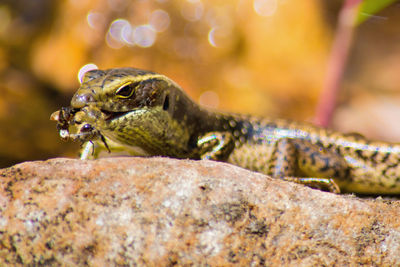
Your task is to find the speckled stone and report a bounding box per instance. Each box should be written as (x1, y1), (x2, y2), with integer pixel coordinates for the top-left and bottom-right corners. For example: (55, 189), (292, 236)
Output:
(1, 157), (400, 266)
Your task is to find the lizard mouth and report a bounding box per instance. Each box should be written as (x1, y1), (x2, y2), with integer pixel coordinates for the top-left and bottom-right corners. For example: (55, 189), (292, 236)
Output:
(102, 109), (131, 121)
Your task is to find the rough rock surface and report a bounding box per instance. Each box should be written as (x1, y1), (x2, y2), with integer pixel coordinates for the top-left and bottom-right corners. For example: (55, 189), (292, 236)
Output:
(1, 157), (400, 266)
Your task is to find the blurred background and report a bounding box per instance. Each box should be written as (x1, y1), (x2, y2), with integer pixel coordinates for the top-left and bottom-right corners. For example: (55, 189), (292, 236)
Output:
(0, 0), (400, 168)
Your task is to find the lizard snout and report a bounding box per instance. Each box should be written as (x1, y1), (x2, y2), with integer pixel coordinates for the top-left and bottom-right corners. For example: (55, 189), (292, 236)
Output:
(71, 90), (95, 108)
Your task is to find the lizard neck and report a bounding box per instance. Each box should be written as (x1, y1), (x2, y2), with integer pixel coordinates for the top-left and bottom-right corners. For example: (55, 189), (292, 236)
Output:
(192, 106), (254, 141)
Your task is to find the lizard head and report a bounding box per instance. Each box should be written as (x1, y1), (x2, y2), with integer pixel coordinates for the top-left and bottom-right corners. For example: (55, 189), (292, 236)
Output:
(71, 68), (175, 119)
(52, 67), (196, 157)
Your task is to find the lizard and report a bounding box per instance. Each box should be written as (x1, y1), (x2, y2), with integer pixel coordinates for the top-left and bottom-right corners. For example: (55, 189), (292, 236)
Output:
(50, 67), (400, 194)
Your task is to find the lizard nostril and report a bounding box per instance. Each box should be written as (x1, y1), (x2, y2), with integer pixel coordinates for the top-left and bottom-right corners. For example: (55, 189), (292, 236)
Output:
(71, 93), (95, 108)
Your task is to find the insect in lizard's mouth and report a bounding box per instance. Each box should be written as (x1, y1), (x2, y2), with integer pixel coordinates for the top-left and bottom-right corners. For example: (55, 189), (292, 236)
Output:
(101, 109), (132, 121)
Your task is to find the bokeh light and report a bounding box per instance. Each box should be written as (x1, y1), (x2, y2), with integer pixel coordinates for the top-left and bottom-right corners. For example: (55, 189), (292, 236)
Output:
(105, 17), (160, 48)
(78, 63), (98, 83)
(107, 19), (130, 47)
(133, 25), (156, 48)
(253, 0), (278, 17)
(181, 0), (204, 22)
(199, 90), (220, 109)
(149, 9), (170, 32)
(208, 27), (232, 48)
(87, 11), (105, 30)
(121, 22), (135, 46)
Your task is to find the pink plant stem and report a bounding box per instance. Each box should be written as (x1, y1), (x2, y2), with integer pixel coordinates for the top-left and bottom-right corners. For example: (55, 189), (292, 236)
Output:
(314, 0), (362, 127)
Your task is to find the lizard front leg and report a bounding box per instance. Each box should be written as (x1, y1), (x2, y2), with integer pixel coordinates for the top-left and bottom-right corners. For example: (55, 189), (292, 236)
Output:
(197, 132), (235, 161)
(268, 138), (347, 193)
(80, 140), (108, 160)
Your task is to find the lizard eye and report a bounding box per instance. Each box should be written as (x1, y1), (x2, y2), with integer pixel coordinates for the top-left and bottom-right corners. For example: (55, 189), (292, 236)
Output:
(115, 82), (138, 98)
(81, 123), (94, 133)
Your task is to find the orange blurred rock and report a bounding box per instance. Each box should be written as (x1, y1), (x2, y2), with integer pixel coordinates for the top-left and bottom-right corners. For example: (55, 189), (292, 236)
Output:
(1, 157), (400, 265)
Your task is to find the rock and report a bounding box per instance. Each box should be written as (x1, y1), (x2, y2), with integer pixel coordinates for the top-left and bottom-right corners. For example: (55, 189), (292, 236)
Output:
(1, 157), (400, 266)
